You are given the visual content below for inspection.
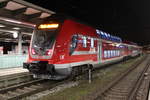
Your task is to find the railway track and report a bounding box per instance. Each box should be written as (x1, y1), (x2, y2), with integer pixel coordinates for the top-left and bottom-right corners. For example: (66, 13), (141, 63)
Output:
(0, 78), (70, 100)
(95, 55), (150, 100)
(0, 72), (33, 88)
(0, 56), (147, 100)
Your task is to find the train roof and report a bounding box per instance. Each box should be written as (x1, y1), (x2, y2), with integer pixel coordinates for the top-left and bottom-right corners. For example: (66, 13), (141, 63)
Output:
(43, 14), (145, 44)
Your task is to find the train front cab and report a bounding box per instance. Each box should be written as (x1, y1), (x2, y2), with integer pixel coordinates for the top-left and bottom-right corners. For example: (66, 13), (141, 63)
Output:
(23, 21), (69, 79)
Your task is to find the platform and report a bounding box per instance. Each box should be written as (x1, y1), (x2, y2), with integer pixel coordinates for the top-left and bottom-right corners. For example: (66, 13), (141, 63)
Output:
(0, 67), (28, 77)
(0, 55), (27, 69)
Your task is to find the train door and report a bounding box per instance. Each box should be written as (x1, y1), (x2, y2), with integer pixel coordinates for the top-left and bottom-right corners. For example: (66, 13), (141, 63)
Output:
(98, 40), (102, 62)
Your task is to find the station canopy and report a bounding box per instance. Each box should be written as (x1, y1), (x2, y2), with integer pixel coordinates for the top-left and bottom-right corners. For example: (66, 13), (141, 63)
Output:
(0, 0), (55, 43)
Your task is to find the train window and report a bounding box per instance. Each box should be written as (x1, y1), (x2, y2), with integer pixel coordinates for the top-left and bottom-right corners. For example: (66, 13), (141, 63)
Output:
(117, 50), (119, 56)
(104, 50), (107, 58)
(118, 50), (120, 56)
(113, 50), (116, 57)
(108, 50), (110, 58)
(116, 50), (118, 56)
(110, 50), (112, 57)
(69, 35), (78, 55)
(91, 38), (94, 48)
(115, 50), (117, 56)
(83, 36), (87, 48)
(32, 29), (57, 56)
(112, 50), (114, 57)
(113, 50), (115, 56)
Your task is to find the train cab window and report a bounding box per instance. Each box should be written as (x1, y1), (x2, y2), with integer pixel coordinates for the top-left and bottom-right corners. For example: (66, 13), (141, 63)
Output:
(83, 36), (87, 48)
(91, 38), (94, 48)
(69, 35), (78, 55)
(32, 29), (57, 55)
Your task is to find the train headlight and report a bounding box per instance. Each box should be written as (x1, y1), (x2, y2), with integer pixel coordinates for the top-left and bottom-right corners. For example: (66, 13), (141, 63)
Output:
(31, 48), (36, 55)
(46, 49), (53, 56)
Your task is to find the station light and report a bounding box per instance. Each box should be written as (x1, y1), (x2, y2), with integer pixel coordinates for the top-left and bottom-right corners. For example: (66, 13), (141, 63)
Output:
(13, 27), (20, 30)
(0, 17), (36, 27)
(0, 24), (5, 27)
(13, 31), (18, 38)
(38, 23), (59, 29)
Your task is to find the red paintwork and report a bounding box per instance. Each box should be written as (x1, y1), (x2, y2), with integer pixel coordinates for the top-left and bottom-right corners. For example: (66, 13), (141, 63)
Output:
(27, 19), (141, 66)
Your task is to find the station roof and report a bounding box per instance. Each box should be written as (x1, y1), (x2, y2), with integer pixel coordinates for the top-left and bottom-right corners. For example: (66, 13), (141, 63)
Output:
(0, 0), (55, 43)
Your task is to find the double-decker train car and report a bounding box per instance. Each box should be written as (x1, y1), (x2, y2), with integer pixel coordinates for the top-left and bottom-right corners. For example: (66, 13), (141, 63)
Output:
(121, 41), (142, 58)
(23, 17), (142, 80)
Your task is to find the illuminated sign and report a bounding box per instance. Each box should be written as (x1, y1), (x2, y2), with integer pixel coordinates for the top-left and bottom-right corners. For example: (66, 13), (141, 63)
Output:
(38, 23), (59, 29)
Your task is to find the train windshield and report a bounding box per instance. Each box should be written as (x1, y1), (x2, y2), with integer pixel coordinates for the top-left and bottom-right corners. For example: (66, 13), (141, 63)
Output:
(32, 29), (57, 52)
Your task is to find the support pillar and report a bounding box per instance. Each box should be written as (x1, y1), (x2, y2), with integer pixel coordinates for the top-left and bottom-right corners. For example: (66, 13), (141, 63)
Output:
(18, 32), (22, 54)
(88, 64), (92, 84)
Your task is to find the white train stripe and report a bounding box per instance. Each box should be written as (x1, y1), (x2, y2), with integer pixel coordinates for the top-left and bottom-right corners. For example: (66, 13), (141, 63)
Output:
(54, 60), (93, 69)
(54, 56), (124, 69)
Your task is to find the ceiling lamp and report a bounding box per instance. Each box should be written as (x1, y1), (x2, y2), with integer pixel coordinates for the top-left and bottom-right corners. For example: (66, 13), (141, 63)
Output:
(0, 24), (5, 27)
(13, 31), (18, 38)
(13, 27), (20, 30)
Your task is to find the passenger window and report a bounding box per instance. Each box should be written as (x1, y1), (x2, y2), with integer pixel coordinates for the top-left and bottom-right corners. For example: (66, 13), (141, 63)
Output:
(118, 50), (120, 56)
(113, 50), (115, 57)
(115, 50), (117, 56)
(83, 36), (87, 48)
(69, 35), (78, 55)
(91, 38), (94, 48)
(104, 50), (107, 58)
(117, 50), (120, 56)
(108, 50), (110, 58)
(111, 50), (113, 57)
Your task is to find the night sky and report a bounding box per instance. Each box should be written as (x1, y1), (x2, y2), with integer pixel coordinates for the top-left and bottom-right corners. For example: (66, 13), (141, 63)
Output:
(24, 0), (150, 46)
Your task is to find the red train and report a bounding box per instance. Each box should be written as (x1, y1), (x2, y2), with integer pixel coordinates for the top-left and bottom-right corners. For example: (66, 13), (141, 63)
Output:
(23, 18), (142, 80)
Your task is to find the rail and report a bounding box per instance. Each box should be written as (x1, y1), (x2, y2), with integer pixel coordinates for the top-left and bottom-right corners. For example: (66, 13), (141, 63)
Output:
(94, 55), (150, 100)
(0, 78), (71, 100)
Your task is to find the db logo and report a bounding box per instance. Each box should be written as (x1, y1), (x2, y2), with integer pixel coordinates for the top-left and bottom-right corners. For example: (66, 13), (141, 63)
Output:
(60, 55), (65, 59)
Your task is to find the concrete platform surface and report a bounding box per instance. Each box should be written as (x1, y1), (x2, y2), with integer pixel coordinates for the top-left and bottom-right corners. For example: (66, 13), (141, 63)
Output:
(0, 67), (28, 77)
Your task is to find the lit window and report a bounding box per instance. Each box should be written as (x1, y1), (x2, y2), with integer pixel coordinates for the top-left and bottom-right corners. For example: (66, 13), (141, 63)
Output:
(108, 50), (110, 58)
(91, 38), (94, 48)
(70, 35), (78, 55)
(118, 50), (120, 56)
(111, 50), (113, 57)
(117, 50), (120, 56)
(104, 50), (107, 58)
(112, 50), (114, 57)
(115, 50), (117, 56)
(83, 36), (87, 48)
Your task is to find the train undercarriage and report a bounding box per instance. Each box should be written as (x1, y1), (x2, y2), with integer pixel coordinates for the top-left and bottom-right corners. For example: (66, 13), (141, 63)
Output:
(23, 61), (93, 80)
